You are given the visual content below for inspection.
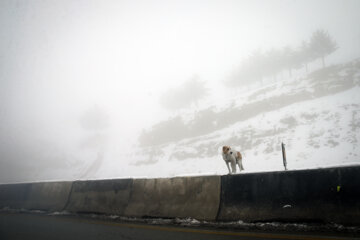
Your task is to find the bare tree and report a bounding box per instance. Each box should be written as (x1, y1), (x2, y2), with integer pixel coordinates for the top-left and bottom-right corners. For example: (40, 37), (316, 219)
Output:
(309, 29), (338, 68)
(159, 76), (209, 110)
(225, 30), (338, 88)
(299, 40), (313, 73)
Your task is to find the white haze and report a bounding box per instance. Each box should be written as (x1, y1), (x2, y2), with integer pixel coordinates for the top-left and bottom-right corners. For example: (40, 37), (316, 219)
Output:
(0, 0), (359, 183)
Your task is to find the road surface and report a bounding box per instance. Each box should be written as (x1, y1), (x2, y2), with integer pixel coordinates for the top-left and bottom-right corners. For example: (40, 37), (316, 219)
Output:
(0, 212), (358, 240)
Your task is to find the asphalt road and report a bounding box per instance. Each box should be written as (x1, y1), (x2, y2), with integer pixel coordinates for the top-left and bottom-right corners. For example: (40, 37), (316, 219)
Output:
(0, 213), (358, 240)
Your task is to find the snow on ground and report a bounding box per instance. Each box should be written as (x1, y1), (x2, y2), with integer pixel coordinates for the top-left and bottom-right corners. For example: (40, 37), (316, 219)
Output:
(32, 59), (359, 181)
(90, 60), (360, 179)
(108, 87), (359, 178)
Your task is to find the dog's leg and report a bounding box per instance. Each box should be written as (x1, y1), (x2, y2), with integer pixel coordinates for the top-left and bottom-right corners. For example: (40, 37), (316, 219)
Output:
(237, 160), (244, 171)
(230, 157), (236, 174)
(225, 161), (231, 174)
(236, 152), (244, 171)
(236, 162), (241, 171)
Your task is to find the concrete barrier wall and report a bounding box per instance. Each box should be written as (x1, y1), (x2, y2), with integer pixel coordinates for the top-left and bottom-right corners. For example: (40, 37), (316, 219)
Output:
(25, 182), (73, 211)
(0, 181), (72, 211)
(217, 166), (360, 225)
(64, 179), (132, 215)
(1, 166), (359, 225)
(124, 176), (221, 220)
(0, 183), (32, 209)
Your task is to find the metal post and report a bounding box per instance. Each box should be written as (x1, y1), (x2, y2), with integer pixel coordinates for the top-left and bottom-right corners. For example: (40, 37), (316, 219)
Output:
(282, 142), (287, 170)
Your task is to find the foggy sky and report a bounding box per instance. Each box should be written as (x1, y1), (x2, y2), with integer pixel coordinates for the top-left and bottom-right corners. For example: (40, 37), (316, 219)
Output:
(0, 0), (359, 183)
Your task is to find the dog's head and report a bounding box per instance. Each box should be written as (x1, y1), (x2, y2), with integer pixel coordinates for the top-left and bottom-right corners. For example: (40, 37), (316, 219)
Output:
(222, 146), (231, 154)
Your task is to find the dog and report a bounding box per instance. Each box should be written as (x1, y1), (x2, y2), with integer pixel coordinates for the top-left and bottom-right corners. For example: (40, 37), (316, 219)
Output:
(222, 146), (244, 174)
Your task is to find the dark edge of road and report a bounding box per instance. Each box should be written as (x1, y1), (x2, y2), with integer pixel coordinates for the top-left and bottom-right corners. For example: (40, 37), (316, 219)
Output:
(1, 211), (359, 240)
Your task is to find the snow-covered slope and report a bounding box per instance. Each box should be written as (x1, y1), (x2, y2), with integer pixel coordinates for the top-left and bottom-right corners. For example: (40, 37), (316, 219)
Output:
(114, 59), (360, 178)
(31, 59), (359, 182)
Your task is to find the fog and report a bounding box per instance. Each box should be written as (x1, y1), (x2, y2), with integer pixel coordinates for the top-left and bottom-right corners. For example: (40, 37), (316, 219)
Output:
(1, 0), (360, 183)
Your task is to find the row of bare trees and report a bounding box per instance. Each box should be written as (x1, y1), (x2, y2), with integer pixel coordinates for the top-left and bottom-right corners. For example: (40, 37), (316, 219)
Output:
(159, 29), (338, 110)
(159, 76), (209, 110)
(226, 29), (338, 87)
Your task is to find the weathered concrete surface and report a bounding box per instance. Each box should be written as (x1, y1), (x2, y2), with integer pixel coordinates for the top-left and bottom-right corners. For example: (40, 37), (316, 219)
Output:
(65, 179), (132, 215)
(2, 166), (359, 225)
(217, 166), (360, 225)
(0, 181), (72, 211)
(0, 183), (32, 209)
(124, 176), (221, 220)
(25, 182), (73, 211)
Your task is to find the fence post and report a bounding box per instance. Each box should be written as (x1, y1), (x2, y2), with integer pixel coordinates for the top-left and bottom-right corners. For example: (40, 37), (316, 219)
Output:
(282, 142), (287, 170)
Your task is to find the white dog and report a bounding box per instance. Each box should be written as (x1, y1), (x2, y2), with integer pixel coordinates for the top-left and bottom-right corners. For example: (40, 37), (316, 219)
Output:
(222, 146), (244, 174)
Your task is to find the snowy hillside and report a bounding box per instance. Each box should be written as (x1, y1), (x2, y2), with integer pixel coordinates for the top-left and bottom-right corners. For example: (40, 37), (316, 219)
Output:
(32, 59), (360, 181)
(118, 59), (360, 177)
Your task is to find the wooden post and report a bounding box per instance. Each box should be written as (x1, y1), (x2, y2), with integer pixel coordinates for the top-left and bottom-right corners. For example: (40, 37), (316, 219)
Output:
(282, 142), (287, 170)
